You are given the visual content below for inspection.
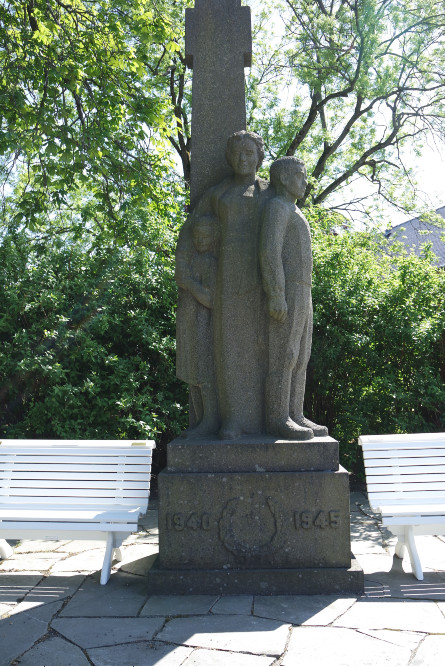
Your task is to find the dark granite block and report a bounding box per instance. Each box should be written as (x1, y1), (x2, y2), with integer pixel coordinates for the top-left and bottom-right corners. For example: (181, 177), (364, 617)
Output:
(147, 556), (364, 596)
(167, 436), (339, 473)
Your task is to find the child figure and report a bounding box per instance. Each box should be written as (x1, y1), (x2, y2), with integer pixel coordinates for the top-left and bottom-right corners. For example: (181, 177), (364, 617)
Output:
(176, 215), (219, 437)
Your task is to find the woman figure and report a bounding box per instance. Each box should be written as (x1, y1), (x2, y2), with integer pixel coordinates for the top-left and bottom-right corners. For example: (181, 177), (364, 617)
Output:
(176, 131), (270, 439)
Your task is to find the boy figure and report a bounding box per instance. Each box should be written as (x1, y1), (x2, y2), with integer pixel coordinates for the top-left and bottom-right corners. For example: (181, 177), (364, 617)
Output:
(176, 215), (219, 437)
(260, 156), (328, 440)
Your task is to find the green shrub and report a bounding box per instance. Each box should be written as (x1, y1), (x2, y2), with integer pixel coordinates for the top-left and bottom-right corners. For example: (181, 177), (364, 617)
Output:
(0, 225), (188, 478)
(305, 218), (445, 476)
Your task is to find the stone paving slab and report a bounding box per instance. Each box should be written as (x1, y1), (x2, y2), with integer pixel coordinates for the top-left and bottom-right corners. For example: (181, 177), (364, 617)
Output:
(0, 554), (63, 572)
(0, 573), (43, 604)
(252, 594), (357, 626)
(52, 616), (165, 648)
(156, 615), (290, 656)
(53, 540), (107, 553)
(11, 598), (64, 621)
(49, 548), (104, 573)
(281, 626), (414, 666)
(17, 573), (85, 605)
(410, 635), (445, 665)
(117, 553), (158, 577)
(140, 595), (219, 617)
(181, 647), (273, 665)
(59, 571), (148, 617)
(87, 640), (193, 666)
(364, 568), (445, 601)
(361, 629), (426, 650)
(0, 609), (50, 665)
(332, 598), (445, 633)
(14, 540), (69, 554)
(15, 635), (90, 666)
(210, 595), (253, 615)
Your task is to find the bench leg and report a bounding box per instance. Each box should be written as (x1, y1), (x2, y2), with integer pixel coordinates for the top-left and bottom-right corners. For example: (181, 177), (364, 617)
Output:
(101, 533), (114, 585)
(395, 537), (406, 559)
(0, 539), (13, 559)
(405, 527), (423, 581)
(113, 547), (123, 562)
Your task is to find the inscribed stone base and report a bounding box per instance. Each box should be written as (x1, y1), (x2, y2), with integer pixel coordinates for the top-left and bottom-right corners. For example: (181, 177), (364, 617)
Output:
(147, 556), (364, 595)
(149, 437), (364, 595)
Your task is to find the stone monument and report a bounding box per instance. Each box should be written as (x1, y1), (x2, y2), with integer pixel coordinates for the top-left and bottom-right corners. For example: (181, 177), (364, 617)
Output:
(148, 0), (363, 595)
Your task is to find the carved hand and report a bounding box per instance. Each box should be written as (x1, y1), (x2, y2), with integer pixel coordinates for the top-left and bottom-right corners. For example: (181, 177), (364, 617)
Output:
(269, 295), (287, 323)
(192, 285), (213, 309)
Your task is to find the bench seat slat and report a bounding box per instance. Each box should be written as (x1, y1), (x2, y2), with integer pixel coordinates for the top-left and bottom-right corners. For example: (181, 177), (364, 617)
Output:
(369, 489), (445, 500)
(0, 464), (151, 474)
(0, 479), (150, 490)
(0, 508), (142, 521)
(0, 439), (152, 448)
(363, 461), (445, 472)
(362, 449), (445, 460)
(366, 468), (445, 487)
(0, 455), (152, 466)
(367, 480), (445, 491)
(0, 496), (148, 507)
(359, 433), (445, 445)
(0, 488), (149, 498)
(377, 503), (445, 516)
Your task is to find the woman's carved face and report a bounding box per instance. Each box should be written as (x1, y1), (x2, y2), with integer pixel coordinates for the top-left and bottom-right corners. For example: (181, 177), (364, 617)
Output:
(227, 138), (259, 176)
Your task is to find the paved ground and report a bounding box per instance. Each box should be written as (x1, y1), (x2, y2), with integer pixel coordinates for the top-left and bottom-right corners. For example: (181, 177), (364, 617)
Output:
(1, 491), (445, 666)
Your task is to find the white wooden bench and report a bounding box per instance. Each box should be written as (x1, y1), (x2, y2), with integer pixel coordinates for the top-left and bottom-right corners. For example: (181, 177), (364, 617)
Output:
(359, 433), (445, 580)
(0, 439), (154, 584)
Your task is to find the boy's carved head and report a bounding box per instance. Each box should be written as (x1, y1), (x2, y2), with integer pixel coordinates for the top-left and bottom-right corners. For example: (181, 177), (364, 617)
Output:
(270, 156), (307, 201)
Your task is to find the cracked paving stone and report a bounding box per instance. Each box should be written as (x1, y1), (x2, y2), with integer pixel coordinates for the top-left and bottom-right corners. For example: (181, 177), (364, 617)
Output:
(253, 595), (357, 626)
(156, 615), (289, 656)
(0, 610), (49, 665)
(15, 635), (90, 665)
(210, 595), (253, 615)
(87, 640), (193, 666)
(140, 595), (219, 617)
(60, 571), (148, 617)
(181, 647), (274, 665)
(410, 635), (445, 665)
(52, 617), (165, 648)
(332, 598), (445, 633)
(282, 626), (412, 666)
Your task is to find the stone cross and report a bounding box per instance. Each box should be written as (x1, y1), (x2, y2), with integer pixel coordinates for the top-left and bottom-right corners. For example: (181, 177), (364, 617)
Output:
(185, 0), (252, 208)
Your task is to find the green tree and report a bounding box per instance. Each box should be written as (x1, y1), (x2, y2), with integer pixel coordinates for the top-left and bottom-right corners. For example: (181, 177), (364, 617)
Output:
(246, 0), (445, 217)
(0, 0), (189, 232)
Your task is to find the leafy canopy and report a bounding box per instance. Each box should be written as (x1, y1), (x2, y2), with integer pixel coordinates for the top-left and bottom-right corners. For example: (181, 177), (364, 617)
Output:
(246, 0), (445, 219)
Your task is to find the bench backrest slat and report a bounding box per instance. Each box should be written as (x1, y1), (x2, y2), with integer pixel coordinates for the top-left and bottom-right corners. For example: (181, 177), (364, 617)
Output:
(359, 433), (445, 446)
(0, 440), (154, 512)
(359, 433), (445, 510)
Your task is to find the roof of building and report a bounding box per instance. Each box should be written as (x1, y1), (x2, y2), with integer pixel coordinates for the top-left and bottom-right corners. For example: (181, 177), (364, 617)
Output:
(384, 206), (445, 268)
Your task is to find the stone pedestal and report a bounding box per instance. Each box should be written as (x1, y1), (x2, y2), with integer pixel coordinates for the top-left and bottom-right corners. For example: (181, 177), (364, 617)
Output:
(148, 436), (363, 595)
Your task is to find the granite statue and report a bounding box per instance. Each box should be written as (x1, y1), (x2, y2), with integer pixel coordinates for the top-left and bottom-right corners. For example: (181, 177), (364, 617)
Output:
(176, 133), (327, 441)
(260, 156), (328, 439)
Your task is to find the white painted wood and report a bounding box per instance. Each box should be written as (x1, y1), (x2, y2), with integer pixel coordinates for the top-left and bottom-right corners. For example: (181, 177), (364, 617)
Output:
(0, 538), (13, 558)
(360, 432), (445, 580)
(0, 439), (154, 585)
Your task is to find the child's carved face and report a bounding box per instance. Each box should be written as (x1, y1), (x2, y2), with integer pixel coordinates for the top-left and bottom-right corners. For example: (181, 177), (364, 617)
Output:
(192, 224), (214, 253)
(192, 216), (216, 252)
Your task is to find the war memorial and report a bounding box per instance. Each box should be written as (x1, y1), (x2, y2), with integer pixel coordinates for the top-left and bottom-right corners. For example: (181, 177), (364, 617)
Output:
(148, 0), (363, 595)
